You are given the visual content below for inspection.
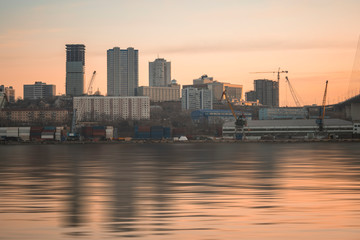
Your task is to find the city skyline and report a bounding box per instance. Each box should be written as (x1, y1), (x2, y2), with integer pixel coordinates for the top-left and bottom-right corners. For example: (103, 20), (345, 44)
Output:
(1, 0), (360, 105)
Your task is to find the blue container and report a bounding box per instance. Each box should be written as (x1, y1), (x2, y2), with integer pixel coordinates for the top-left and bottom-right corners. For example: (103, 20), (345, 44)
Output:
(163, 127), (171, 139)
(151, 126), (163, 131)
(93, 126), (105, 130)
(235, 133), (243, 140)
(44, 126), (56, 130)
(136, 132), (150, 139)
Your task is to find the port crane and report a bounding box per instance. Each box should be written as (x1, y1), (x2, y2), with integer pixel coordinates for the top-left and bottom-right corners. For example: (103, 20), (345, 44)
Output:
(221, 90), (247, 140)
(316, 80), (329, 132)
(68, 71), (97, 140)
(285, 76), (303, 107)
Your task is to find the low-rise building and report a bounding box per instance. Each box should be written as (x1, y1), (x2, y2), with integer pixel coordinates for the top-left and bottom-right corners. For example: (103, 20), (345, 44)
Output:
(137, 84), (180, 102)
(73, 96), (150, 122)
(24, 82), (56, 100)
(0, 85), (15, 103)
(0, 109), (70, 124)
(222, 119), (353, 139)
(191, 109), (252, 124)
(259, 107), (307, 120)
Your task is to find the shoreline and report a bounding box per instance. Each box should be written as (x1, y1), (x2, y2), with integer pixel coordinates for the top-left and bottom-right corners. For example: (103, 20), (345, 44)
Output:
(1, 138), (360, 145)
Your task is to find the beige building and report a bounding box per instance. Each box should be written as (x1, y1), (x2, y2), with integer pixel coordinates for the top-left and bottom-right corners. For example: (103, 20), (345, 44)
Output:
(185, 75), (243, 103)
(0, 109), (69, 124)
(74, 96), (150, 122)
(137, 84), (180, 102)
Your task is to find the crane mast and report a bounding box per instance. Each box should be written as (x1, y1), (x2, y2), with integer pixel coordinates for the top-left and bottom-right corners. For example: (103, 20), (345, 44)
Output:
(316, 80), (328, 132)
(221, 90), (246, 140)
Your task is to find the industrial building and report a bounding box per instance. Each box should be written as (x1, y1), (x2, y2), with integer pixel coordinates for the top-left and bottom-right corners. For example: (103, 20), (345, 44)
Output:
(223, 119), (354, 140)
(259, 107), (307, 120)
(73, 96), (150, 122)
(149, 58), (171, 87)
(107, 47), (138, 96)
(245, 79), (279, 107)
(191, 109), (252, 124)
(181, 87), (213, 110)
(23, 82), (56, 100)
(66, 44), (85, 96)
(137, 83), (180, 102)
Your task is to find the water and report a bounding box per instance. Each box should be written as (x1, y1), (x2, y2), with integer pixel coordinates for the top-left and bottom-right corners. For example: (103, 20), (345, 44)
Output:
(1, 143), (360, 239)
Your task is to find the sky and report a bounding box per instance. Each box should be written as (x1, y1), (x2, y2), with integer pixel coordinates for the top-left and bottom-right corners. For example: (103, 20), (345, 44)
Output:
(1, 0), (360, 106)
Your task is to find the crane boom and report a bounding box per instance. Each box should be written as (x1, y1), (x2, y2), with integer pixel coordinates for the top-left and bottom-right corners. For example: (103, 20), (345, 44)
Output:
(285, 76), (302, 107)
(250, 67), (288, 83)
(86, 71), (97, 95)
(221, 90), (237, 121)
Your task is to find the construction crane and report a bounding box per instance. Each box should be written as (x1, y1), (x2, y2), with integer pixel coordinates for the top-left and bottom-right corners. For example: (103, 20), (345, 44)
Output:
(221, 90), (246, 140)
(316, 80), (329, 132)
(285, 76), (302, 107)
(250, 67), (288, 85)
(0, 92), (8, 109)
(68, 71), (96, 140)
(86, 71), (97, 95)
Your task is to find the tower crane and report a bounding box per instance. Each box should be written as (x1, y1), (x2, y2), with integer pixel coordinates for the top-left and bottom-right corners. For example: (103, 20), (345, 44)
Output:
(285, 76), (302, 107)
(316, 80), (328, 132)
(250, 67), (288, 85)
(221, 90), (246, 140)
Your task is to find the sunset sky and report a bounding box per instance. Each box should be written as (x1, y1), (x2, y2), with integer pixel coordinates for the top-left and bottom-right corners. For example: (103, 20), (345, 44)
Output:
(1, 0), (360, 106)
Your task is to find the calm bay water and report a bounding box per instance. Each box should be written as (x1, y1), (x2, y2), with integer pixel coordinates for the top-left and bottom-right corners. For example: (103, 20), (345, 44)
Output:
(1, 143), (360, 240)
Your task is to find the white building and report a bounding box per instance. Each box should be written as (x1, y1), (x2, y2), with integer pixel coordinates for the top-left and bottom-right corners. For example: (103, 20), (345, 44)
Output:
(73, 96), (150, 122)
(149, 58), (171, 87)
(107, 47), (138, 96)
(24, 82), (56, 100)
(181, 87), (212, 110)
(66, 44), (85, 96)
(137, 84), (180, 102)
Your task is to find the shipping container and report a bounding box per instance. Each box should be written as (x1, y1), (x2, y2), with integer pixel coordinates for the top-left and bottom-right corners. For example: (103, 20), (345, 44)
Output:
(172, 128), (186, 137)
(44, 126), (56, 131)
(93, 126), (105, 130)
(7, 127), (19, 138)
(163, 127), (171, 139)
(138, 126), (151, 132)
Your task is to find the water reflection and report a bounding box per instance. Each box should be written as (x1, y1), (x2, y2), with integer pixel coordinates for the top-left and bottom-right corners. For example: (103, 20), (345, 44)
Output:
(0, 143), (360, 239)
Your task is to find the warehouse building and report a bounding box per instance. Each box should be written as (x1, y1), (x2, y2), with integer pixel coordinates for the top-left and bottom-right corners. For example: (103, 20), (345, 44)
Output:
(191, 109), (252, 124)
(259, 107), (307, 120)
(223, 119), (354, 139)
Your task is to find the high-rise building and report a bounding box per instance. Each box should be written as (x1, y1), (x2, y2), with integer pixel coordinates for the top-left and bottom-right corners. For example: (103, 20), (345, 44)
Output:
(181, 87), (212, 110)
(149, 58), (171, 87)
(251, 79), (279, 107)
(66, 44), (85, 96)
(24, 82), (56, 100)
(107, 47), (138, 96)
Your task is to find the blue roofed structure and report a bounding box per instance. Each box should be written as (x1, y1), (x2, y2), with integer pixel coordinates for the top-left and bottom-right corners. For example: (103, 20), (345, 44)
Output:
(191, 109), (252, 124)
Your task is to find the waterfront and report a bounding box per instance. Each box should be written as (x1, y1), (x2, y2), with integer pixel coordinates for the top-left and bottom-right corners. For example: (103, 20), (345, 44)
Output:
(1, 143), (360, 239)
